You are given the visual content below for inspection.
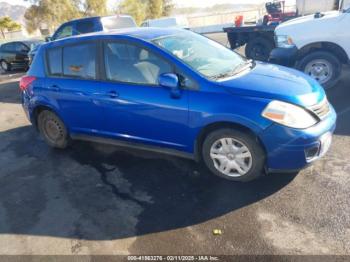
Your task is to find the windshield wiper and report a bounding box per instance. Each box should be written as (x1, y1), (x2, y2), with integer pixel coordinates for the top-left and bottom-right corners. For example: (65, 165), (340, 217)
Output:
(210, 60), (254, 80)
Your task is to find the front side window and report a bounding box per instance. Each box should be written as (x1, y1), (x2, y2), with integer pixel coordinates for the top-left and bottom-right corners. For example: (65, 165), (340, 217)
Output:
(15, 43), (28, 52)
(104, 42), (172, 85)
(153, 31), (250, 80)
(54, 25), (73, 40)
(63, 43), (96, 79)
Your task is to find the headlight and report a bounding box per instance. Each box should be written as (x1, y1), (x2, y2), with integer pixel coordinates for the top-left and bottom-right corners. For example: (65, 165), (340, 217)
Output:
(262, 100), (317, 129)
(275, 35), (295, 48)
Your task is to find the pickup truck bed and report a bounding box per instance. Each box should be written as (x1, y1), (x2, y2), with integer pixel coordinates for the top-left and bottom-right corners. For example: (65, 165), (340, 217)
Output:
(224, 25), (277, 61)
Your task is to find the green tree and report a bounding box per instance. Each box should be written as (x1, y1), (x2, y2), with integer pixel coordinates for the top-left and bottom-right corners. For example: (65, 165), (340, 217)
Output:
(147, 0), (163, 19)
(162, 0), (174, 16)
(24, 5), (44, 34)
(75, 0), (108, 16)
(0, 16), (21, 39)
(119, 0), (147, 25)
(24, 0), (80, 33)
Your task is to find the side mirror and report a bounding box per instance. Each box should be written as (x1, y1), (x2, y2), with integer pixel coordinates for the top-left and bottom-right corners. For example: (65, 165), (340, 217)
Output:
(159, 73), (181, 98)
(45, 36), (52, 42)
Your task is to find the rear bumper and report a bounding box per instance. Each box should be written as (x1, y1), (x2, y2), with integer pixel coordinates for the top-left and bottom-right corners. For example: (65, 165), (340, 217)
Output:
(269, 47), (298, 67)
(260, 106), (337, 171)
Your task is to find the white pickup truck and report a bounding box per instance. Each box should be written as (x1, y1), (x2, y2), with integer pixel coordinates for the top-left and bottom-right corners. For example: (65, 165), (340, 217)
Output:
(270, 1), (350, 88)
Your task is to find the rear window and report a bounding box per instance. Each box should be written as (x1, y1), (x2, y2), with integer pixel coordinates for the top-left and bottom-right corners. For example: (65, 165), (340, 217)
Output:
(63, 43), (97, 79)
(46, 42), (97, 79)
(47, 48), (62, 75)
(101, 16), (136, 30)
(76, 20), (95, 34)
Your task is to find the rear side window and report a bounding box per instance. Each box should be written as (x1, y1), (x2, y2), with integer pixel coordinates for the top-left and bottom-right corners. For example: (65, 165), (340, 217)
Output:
(63, 43), (97, 79)
(76, 20), (95, 35)
(2, 43), (15, 52)
(47, 48), (62, 75)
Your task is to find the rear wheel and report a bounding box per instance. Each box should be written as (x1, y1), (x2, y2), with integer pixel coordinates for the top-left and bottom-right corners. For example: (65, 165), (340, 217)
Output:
(245, 37), (274, 62)
(296, 51), (342, 89)
(202, 129), (265, 182)
(0, 60), (11, 72)
(37, 110), (69, 149)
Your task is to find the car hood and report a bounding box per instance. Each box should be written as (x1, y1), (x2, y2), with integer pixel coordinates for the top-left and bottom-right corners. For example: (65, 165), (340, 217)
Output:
(276, 11), (341, 32)
(218, 62), (325, 107)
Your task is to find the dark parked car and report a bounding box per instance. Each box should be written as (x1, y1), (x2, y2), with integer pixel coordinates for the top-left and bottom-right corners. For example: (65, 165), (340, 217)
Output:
(0, 40), (43, 72)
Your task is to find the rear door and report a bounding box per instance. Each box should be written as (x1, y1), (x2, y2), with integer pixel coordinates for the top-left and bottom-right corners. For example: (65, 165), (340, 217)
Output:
(44, 41), (105, 134)
(13, 42), (29, 65)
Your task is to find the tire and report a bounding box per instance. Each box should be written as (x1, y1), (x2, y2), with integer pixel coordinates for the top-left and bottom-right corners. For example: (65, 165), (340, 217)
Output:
(37, 110), (69, 149)
(245, 37), (274, 62)
(0, 60), (11, 72)
(296, 51), (342, 89)
(202, 128), (265, 182)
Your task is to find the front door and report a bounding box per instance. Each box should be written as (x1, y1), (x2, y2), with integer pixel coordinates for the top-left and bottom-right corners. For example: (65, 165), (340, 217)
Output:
(98, 40), (190, 151)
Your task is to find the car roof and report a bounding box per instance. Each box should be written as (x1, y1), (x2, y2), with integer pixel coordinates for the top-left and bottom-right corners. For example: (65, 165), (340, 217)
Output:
(63, 14), (133, 24)
(45, 27), (185, 48)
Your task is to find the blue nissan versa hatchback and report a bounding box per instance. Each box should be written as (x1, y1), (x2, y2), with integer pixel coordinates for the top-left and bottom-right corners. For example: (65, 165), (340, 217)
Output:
(21, 28), (337, 181)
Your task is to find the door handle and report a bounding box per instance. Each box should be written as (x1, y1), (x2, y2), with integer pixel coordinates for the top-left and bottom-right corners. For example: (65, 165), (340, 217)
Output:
(48, 85), (60, 92)
(108, 91), (119, 98)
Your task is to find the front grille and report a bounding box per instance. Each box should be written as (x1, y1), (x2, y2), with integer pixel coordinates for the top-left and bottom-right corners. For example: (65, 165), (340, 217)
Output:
(308, 98), (330, 120)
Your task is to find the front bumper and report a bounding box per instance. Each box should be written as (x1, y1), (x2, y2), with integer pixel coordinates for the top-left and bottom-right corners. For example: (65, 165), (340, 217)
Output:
(269, 47), (298, 67)
(260, 105), (337, 171)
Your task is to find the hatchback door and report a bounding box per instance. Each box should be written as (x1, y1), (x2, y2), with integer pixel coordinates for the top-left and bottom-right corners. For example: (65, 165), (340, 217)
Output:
(44, 42), (105, 134)
(98, 40), (190, 151)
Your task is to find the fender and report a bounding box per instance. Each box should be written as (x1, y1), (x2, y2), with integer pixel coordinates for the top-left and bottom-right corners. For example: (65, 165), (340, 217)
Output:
(29, 96), (69, 131)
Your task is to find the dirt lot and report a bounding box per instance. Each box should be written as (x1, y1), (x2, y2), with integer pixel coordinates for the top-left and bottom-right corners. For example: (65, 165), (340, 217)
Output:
(0, 52), (349, 256)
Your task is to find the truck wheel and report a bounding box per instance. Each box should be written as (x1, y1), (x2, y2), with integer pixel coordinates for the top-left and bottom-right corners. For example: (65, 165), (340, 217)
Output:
(202, 128), (265, 182)
(245, 37), (274, 62)
(38, 110), (69, 149)
(296, 51), (342, 89)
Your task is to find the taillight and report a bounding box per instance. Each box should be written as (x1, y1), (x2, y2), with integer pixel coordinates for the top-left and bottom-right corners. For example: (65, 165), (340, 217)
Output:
(19, 76), (36, 91)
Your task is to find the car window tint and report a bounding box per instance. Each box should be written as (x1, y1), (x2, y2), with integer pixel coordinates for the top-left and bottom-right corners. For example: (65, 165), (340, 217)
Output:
(104, 42), (172, 85)
(3, 43), (15, 52)
(63, 43), (96, 79)
(76, 20), (95, 35)
(15, 43), (28, 52)
(55, 25), (73, 40)
(47, 48), (62, 75)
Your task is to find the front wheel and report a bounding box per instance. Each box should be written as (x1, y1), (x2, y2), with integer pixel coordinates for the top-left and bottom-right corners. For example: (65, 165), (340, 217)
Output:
(296, 51), (342, 89)
(202, 129), (265, 182)
(37, 110), (69, 149)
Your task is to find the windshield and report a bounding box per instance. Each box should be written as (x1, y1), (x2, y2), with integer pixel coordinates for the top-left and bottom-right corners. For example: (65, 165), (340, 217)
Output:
(341, 0), (350, 11)
(152, 31), (250, 80)
(101, 16), (137, 30)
